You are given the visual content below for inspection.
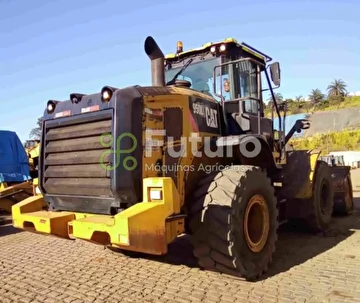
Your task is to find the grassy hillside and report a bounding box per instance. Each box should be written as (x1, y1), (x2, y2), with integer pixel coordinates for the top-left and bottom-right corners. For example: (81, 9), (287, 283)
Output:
(290, 129), (360, 154)
(265, 95), (360, 117)
(271, 94), (360, 153)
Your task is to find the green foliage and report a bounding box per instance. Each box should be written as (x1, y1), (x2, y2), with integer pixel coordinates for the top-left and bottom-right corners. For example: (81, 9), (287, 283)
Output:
(327, 79), (347, 98)
(308, 88), (325, 105)
(290, 129), (360, 154)
(265, 95), (360, 117)
(328, 94), (345, 105)
(29, 117), (43, 140)
(264, 78), (360, 117)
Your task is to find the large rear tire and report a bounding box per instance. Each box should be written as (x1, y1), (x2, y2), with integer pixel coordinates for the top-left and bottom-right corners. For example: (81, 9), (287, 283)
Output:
(305, 161), (334, 231)
(333, 173), (354, 216)
(188, 165), (278, 280)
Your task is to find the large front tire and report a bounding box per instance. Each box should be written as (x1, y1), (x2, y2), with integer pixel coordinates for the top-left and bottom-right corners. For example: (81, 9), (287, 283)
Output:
(188, 165), (278, 280)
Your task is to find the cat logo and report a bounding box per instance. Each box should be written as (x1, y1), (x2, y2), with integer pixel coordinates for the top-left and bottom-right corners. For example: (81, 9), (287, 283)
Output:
(205, 107), (218, 128)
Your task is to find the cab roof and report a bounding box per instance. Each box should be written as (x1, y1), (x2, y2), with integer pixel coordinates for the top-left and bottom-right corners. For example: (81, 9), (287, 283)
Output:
(164, 37), (272, 63)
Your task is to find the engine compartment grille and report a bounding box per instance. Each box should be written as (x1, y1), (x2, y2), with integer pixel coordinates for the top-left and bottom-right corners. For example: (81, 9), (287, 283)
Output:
(42, 116), (113, 197)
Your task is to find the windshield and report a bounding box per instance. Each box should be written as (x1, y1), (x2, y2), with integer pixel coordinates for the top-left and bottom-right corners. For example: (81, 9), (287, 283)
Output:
(165, 58), (228, 101)
(165, 57), (261, 112)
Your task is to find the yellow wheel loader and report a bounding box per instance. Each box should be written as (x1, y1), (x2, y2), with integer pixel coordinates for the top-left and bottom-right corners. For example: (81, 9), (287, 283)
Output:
(0, 131), (39, 213)
(12, 36), (353, 280)
(24, 139), (40, 179)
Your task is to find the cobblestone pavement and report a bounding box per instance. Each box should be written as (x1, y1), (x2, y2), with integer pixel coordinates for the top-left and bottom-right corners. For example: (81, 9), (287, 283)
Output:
(1, 179), (360, 302)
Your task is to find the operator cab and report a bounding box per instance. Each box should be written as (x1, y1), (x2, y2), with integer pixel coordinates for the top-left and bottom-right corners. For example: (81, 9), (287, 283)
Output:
(164, 39), (282, 149)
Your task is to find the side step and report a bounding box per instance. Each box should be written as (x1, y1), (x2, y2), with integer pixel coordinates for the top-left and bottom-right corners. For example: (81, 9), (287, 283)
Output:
(19, 210), (75, 238)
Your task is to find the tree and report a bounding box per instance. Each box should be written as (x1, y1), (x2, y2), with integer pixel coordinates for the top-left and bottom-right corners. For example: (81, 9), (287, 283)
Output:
(294, 95), (303, 102)
(274, 92), (283, 102)
(29, 117), (43, 140)
(267, 92), (283, 109)
(308, 89), (325, 104)
(268, 92), (283, 103)
(327, 79), (347, 97)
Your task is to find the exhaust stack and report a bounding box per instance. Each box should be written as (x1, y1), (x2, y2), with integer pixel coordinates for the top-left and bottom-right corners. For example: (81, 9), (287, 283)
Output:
(144, 36), (165, 86)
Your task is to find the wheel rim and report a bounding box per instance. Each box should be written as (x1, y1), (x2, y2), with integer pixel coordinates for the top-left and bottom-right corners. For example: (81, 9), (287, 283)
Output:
(320, 180), (330, 215)
(244, 194), (270, 253)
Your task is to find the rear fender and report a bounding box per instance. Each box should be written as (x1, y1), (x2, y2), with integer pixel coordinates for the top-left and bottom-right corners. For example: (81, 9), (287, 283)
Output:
(330, 166), (351, 192)
(281, 149), (321, 200)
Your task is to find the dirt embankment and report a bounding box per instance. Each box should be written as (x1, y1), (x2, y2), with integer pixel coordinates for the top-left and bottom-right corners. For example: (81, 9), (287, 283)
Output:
(304, 106), (360, 137)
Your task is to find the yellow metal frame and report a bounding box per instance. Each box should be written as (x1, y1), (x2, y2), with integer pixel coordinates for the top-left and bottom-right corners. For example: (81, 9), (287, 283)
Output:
(165, 37), (266, 62)
(295, 150), (321, 199)
(26, 143), (40, 172)
(279, 149), (323, 201)
(0, 181), (35, 213)
(12, 177), (185, 255)
(27, 144), (40, 159)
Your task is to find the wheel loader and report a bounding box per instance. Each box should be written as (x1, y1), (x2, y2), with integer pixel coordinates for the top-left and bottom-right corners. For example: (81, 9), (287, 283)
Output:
(12, 36), (354, 280)
(24, 139), (40, 179)
(0, 131), (39, 213)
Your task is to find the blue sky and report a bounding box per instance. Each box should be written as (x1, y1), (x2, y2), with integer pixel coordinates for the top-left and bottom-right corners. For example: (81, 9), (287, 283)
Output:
(1, 0), (359, 142)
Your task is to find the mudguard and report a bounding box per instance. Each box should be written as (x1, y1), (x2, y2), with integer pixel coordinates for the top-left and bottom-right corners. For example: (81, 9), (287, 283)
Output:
(281, 149), (354, 215)
(281, 149), (321, 200)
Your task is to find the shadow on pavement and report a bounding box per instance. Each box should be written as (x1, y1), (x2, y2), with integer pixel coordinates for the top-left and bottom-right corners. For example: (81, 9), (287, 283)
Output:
(107, 234), (198, 268)
(0, 211), (23, 237)
(262, 210), (360, 279)
(0, 224), (23, 237)
(112, 201), (360, 280)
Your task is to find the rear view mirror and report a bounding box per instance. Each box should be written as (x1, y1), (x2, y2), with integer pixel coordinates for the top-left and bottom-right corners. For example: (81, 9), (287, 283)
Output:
(269, 62), (281, 86)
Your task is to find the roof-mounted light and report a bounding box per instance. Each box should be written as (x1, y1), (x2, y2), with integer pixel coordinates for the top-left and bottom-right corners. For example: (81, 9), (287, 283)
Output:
(47, 100), (60, 114)
(219, 44), (226, 52)
(100, 86), (118, 103)
(177, 41), (183, 53)
(210, 46), (216, 53)
(70, 93), (85, 104)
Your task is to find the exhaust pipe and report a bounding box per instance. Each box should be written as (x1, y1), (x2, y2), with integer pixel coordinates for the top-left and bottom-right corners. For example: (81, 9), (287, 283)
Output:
(144, 36), (165, 86)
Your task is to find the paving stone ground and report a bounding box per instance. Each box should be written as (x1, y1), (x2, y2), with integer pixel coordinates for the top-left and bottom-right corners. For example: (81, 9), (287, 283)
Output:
(1, 170), (360, 303)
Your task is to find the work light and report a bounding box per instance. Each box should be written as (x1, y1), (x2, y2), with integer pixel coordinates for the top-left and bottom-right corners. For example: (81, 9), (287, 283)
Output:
(101, 86), (118, 102)
(46, 100), (59, 113)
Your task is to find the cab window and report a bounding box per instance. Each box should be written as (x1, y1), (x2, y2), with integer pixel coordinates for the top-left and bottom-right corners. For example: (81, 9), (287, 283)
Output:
(165, 58), (220, 99)
(236, 61), (259, 115)
(212, 62), (232, 102)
